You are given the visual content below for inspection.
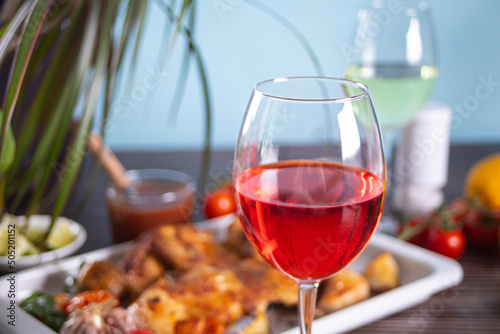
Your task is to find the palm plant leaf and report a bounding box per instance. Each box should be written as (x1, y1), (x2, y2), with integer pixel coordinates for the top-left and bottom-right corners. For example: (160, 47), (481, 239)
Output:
(0, 1), (34, 59)
(154, 0), (212, 191)
(155, 0), (177, 69)
(50, 0), (113, 224)
(167, 1), (194, 125)
(5, 1), (88, 210)
(116, 0), (149, 97)
(5, 2), (79, 180)
(0, 0), (186, 215)
(24, 1), (105, 215)
(164, 0), (192, 66)
(0, 0), (50, 164)
(193, 44), (212, 192)
(0, 0), (217, 243)
(70, 0), (150, 216)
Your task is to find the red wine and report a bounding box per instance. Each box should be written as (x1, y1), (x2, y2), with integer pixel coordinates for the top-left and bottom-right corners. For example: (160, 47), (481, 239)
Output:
(235, 160), (384, 281)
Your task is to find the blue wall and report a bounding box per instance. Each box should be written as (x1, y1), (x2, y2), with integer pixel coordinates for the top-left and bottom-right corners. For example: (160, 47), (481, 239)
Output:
(104, 0), (500, 151)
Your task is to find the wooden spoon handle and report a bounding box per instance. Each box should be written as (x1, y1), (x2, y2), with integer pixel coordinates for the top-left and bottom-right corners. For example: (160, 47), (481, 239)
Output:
(87, 131), (131, 189)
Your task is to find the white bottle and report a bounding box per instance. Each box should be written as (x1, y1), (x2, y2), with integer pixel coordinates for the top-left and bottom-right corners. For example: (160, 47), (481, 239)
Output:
(392, 101), (452, 214)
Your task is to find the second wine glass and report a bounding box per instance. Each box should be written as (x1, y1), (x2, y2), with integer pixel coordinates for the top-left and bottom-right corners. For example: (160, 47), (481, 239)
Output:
(233, 77), (386, 333)
(344, 0), (437, 152)
(344, 1), (437, 229)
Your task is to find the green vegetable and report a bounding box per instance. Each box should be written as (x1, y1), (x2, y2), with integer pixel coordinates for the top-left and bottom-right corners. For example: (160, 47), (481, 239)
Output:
(20, 291), (67, 332)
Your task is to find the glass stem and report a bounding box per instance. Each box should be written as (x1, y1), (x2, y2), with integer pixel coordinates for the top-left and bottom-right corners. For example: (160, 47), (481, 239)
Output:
(381, 128), (402, 206)
(378, 128), (401, 234)
(382, 128), (398, 172)
(297, 281), (320, 334)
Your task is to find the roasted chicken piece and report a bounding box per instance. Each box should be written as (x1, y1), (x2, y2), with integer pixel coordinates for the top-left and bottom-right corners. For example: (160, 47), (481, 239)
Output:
(118, 230), (167, 300)
(317, 269), (370, 314)
(232, 257), (297, 310)
(118, 223), (236, 272)
(119, 230), (156, 272)
(128, 264), (246, 334)
(225, 304), (270, 334)
(150, 224), (238, 270)
(125, 223), (296, 333)
(175, 309), (270, 334)
(77, 261), (128, 298)
(117, 224), (241, 302)
(173, 264), (245, 323)
(125, 254), (166, 300)
(363, 251), (400, 293)
(176, 317), (226, 334)
(127, 277), (187, 334)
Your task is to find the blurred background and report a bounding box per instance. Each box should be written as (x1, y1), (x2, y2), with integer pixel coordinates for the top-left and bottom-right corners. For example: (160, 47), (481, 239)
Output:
(102, 0), (500, 151)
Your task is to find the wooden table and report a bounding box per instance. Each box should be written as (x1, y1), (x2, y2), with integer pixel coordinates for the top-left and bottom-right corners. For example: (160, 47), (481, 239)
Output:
(66, 144), (500, 334)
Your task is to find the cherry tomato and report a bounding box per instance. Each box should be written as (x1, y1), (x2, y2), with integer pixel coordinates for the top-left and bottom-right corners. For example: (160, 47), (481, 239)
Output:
(204, 187), (236, 219)
(65, 290), (119, 314)
(426, 225), (466, 259)
(398, 214), (430, 247)
(448, 198), (499, 249)
(463, 222), (498, 248)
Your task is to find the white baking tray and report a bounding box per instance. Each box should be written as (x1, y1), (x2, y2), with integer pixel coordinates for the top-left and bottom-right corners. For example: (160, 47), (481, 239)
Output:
(0, 227), (463, 334)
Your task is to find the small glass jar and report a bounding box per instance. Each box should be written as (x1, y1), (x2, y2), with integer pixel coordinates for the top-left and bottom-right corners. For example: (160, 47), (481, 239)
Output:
(106, 169), (196, 243)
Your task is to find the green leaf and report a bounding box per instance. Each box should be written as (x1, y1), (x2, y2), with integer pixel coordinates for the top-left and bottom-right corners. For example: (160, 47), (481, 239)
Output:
(0, 110), (15, 174)
(167, 0), (192, 63)
(155, 0), (177, 69)
(129, 0), (148, 80)
(20, 291), (67, 332)
(69, 1), (151, 216)
(167, 2), (195, 125)
(4, 2), (85, 207)
(0, 1), (34, 65)
(2, 0), (54, 134)
(26, 3), (107, 214)
(157, 0), (193, 67)
(154, 0), (212, 191)
(7, 1), (96, 213)
(193, 45), (212, 193)
(0, 0), (50, 173)
(116, 0), (149, 96)
(167, 45), (191, 125)
(50, 0), (112, 223)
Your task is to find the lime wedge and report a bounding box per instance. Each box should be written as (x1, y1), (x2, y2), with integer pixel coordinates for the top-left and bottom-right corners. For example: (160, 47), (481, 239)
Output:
(25, 224), (46, 244)
(0, 214), (19, 256)
(16, 234), (40, 257)
(46, 218), (75, 249)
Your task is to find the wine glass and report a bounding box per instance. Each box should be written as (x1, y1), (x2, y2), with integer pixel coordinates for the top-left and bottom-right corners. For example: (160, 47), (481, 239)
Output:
(233, 77), (386, 333)
(344, 0), (437, 228)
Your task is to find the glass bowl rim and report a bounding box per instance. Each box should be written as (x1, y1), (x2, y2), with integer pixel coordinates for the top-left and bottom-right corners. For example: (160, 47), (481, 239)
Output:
(253, 76), (370, 103)
(107, 168), (196, 203)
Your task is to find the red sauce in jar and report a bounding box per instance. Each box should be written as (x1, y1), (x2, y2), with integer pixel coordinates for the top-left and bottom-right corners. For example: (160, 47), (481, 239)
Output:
(107, 175), (195, 243)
